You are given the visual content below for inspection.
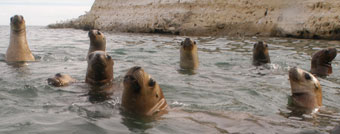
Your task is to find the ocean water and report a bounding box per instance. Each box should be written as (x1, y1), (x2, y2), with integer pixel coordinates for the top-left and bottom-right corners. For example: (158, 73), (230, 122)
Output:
(0, 26), (340, 134)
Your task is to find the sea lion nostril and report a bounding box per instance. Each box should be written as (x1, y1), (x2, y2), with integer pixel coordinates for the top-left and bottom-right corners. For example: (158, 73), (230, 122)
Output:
(55, 73), (62, 77)
(133, 66), (142, 71)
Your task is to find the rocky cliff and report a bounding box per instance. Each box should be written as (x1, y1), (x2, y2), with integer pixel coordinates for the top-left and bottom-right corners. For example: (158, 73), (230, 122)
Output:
(49, 0), (340, 39)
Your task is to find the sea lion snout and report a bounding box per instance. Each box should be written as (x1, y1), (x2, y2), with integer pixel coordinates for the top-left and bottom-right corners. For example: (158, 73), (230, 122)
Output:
(288, 67), (300, 81)
(181, 38), (196, 50)
(47, 78), (61, 87)
(131, 66), (142, 72)
(11, 15), (24, 23)
(88, 30), (102, 38)
(324, 48), (337, 62)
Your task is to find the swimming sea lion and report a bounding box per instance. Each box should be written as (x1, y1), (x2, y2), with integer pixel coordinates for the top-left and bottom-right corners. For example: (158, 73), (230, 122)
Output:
(88, 30), (106, 55)
(311, 48), (337, 77)
(85, 51), (114, 86)
(252, 41), (270, 66)
(6, 15), (35, 62)
(47, 73), (76, 87)
(288, 67), (322, 112)
(122, 66), (168, 116)
(180, 38), (199, 70)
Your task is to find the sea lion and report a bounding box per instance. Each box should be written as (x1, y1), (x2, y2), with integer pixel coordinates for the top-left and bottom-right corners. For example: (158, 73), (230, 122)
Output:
(252, 41), (270, 66)
(6, 15), (35, 62)
(47, 73), (76, 87)
(85, 51), (114, 86)
(288, 67), (322, 113)
(180, 38), (199, 70)
(311, 48), (337, 77)
(88, 30), (106, 55)
(122, 66), (168, 116)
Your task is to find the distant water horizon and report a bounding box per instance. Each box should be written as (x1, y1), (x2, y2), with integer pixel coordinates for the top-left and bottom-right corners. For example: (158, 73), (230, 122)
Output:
(0, 0), (94, 26)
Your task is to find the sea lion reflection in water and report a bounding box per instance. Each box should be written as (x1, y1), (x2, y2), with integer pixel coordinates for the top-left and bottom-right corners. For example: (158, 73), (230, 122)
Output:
(6, 15), (35, 63)
(288, 67), (322, 115)
(122, 66), (168, 116)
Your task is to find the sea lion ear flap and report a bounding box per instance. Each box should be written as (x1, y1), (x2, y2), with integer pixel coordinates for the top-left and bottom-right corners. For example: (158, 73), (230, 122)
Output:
(314, 83), (319, 90)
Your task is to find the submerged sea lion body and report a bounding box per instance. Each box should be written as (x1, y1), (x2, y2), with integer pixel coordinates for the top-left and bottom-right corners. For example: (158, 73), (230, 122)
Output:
(180, 38), (199, 70)
(47, 73), (76, 87)
(122, 66), (168, 116)
(6, 15), (35, 62)
(88, 30), (106, 56)
(252, 41), (270, 66)
(288, 67), (322, 113)
(311, 48), (337, 77)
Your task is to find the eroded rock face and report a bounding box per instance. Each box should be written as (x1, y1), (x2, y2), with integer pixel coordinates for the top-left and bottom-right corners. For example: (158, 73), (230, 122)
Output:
(49, 0), (340, 39)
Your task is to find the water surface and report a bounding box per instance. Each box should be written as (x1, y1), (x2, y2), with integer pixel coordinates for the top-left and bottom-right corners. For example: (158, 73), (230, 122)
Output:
(0, 26), (340, 134)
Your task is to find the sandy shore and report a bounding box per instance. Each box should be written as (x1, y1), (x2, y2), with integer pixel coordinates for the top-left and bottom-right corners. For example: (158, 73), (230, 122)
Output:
(49, 0), (340, 39)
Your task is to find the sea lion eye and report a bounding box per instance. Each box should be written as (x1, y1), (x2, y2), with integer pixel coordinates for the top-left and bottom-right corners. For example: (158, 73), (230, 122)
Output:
(265, 44), (268, 47)
(97, 31), (101, 35)
(194, 41), (197, 45)
(149, 78), (156, 87)
(253, 44), (257, 48)
(304, 73), (311, 80)
(107, 55), (112, 60)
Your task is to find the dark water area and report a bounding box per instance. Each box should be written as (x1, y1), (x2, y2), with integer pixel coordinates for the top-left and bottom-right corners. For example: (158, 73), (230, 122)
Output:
(0, 26), (340, 134)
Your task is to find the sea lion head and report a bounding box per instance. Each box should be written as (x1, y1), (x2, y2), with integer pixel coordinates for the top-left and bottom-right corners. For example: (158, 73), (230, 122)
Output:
(252, 41), (270, 66)
(85, 51), (114, 86)
(288, 67), (322, 111)
(88, 30), (106, 53)
(122, 66), (168, 116)
(10, 15), (25, 32)
(47, 73), (76, 87)
(181, 38), (196, 51)
(311, 48), (337, 77)
(180, 38), (199, 70)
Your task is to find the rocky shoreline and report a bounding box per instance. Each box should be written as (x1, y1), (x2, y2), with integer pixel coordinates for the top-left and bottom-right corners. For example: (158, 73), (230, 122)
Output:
(49, 0), (340, 40)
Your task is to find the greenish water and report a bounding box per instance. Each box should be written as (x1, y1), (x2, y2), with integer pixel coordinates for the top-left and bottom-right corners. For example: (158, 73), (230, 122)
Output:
(0, 26), (340, 134)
